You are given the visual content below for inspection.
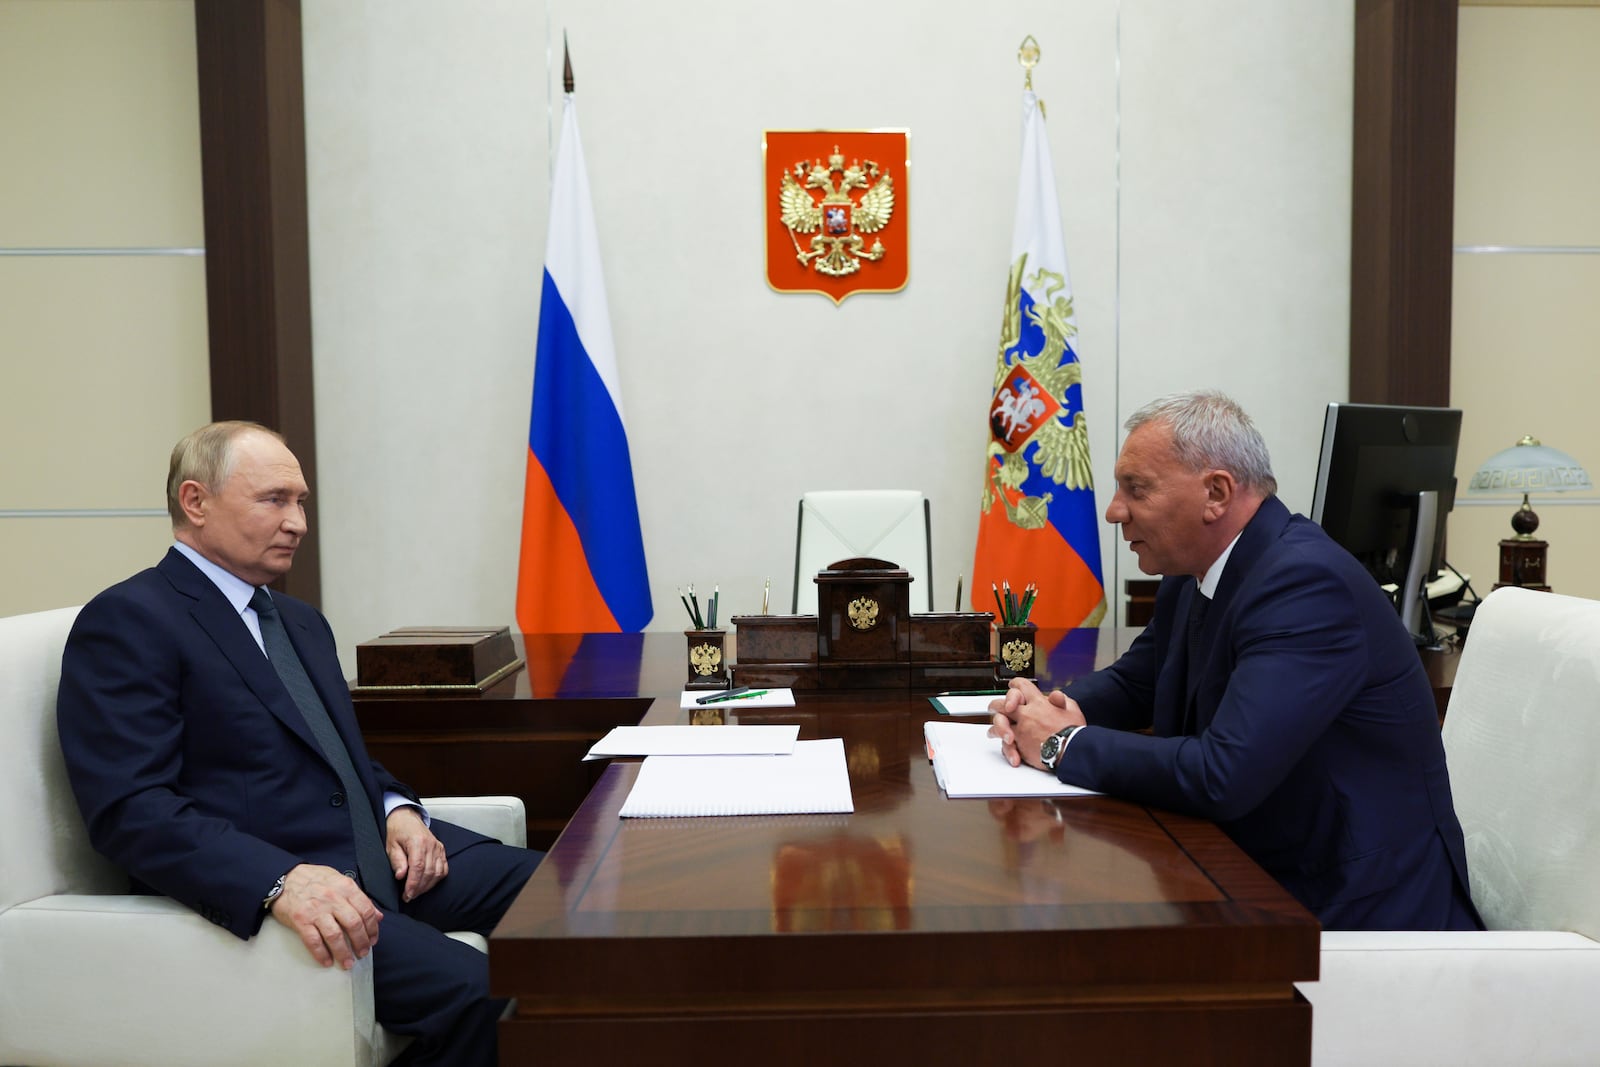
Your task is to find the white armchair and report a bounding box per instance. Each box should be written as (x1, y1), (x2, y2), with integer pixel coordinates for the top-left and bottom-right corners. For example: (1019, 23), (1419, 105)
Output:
(0, 606), (526, 1067)
(1296, 587), (1600, 1065)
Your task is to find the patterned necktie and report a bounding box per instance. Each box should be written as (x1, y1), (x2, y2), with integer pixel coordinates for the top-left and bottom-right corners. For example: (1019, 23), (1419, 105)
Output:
(250, 588), (398, 909)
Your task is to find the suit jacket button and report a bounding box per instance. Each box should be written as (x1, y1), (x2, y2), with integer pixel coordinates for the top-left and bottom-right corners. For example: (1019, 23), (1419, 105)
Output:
(343, 870), (358, 881)
(331, 791), (345, 806)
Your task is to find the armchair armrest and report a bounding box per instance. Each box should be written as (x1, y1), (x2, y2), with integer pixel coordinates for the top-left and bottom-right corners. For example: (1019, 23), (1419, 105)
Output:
(0, 894), (379, 1067)
(422, 794), (527, 848)
(1297, 930), (1600, 1066)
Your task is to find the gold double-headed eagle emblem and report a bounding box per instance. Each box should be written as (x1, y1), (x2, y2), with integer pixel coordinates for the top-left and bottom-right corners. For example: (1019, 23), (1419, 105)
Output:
(688, 642), (723, 676)
(778, 146), (896, 278)
(764, 129), (909, 303)
(847, 596), (880, 631)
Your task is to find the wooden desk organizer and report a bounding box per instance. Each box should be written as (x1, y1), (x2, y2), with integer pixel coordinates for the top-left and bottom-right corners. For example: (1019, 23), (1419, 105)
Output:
(732, 558), (996, 690)
(352, 625), (523, 694)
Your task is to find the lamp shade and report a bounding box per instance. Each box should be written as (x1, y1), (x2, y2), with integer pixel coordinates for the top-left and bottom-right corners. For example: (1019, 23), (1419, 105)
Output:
(1467, 436), (1592, 496)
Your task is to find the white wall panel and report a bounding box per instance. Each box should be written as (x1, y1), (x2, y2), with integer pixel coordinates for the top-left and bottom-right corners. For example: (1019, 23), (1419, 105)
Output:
(302, 0), (1354, 669)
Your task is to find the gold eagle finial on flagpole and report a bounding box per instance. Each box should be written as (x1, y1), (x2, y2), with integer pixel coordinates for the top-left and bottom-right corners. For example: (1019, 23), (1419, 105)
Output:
(1018, 36), (1040, 90)
(1018, 35), (1044, 117)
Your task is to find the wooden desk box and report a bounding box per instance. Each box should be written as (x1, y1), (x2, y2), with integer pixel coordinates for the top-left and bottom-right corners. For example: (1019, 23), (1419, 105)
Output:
(354, 626), (522, 691)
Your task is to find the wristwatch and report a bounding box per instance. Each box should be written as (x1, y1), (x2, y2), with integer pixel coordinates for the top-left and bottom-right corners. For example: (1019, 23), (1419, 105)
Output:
(261, 873), (287, 914)
(1039, 725), (1080, 772)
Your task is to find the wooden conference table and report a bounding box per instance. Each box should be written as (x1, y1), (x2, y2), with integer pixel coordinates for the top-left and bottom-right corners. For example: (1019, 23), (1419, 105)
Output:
(479, 629), (1322, 1066)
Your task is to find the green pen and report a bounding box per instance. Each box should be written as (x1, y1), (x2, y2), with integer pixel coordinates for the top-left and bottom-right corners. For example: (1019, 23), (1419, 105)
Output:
(697, 688), (769, 704)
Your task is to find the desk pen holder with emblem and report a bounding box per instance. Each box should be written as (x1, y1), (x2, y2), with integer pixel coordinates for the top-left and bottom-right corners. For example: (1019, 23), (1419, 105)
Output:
(992, 622), (1038, 680)
(684, 629), (730, 690)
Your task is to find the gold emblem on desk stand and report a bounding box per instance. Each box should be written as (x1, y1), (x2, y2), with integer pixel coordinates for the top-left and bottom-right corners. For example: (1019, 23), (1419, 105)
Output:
(689, 642), (723, 676)
(1001, 638), (1034, 673)
(847, 596), (880, 631)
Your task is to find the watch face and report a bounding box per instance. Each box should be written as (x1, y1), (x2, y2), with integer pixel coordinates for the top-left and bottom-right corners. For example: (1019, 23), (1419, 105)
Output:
(1040, 734), (1062, 768)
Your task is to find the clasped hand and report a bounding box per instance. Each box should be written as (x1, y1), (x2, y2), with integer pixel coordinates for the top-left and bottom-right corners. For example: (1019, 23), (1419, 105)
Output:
(269, 806), (448, 968)
(986, 676), (1086, 770)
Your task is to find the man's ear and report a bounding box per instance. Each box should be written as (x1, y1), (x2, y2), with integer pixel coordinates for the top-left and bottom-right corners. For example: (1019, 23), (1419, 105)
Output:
(177, 480), (208, 527)
(1201, 469), (1236, 522)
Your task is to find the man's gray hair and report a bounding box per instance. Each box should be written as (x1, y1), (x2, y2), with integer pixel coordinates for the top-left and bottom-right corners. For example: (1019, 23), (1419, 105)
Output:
(166, 421), (285, 528)
(1125, 391), (1278, 496)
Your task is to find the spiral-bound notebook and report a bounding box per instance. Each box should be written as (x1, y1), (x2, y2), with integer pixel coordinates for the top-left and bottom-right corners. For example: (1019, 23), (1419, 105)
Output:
(618, 737), (855, 818)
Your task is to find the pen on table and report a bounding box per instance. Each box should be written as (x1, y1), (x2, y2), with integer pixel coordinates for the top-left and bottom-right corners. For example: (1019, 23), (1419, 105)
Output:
(695, 685), (749, 704)
(935, 689), (1009, 697)
(697, 688), (769, 705)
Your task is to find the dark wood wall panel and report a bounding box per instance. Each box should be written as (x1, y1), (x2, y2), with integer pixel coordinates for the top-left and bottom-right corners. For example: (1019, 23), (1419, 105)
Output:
(1350, 0), (1459, 407)
(194, 0), (321, 606)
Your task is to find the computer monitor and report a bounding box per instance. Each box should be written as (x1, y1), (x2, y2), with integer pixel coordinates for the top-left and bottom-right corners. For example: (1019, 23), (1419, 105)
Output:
(1310, 402), (1463, 646)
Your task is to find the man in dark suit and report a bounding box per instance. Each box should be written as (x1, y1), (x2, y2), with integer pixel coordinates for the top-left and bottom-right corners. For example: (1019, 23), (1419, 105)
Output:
(990, 391), (1480, 931)
(57, 421), (539, 1066)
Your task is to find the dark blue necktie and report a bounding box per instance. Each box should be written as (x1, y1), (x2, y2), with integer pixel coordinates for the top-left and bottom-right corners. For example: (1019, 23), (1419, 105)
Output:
(1182, 581), (1210, 735)
(250, 588), (398, 909)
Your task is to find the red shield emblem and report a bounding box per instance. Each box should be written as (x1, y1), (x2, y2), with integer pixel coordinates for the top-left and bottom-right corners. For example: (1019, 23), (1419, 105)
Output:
(764, 129), (909, 304)
(989, 364), (1061, 452)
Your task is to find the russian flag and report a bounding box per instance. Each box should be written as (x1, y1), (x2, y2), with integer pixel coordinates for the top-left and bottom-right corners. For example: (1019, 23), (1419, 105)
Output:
(516, 93), (652, 633)
(970, 88), (1106, 630)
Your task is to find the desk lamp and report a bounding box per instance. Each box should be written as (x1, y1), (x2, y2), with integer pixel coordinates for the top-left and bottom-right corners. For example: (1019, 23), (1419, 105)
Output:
(1467, 435), (1592, 591)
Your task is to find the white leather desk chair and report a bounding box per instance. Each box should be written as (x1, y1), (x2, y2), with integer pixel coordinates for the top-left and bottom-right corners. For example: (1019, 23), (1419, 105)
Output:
(792, 490), (933, 615)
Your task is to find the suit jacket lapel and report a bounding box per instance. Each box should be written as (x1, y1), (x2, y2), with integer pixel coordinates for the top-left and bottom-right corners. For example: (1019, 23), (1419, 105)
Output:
(157, 549), (324, 756)
(1181, 496), (1294, 732)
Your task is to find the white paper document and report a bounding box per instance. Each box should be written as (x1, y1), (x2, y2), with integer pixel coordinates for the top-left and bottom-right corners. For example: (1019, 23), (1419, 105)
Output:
(927, 694), (1006, 716)
(618, 737), (855, 818)
(923, 721), (1099, 799)
(676, 687), (797, 710)
(583, 724), (800, 761)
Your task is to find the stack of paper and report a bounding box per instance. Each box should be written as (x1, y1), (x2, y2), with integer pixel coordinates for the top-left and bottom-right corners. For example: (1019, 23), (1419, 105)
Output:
(618, 736), (854, 818)
(923, 720), (1099, 799)
(583, 724), (799, 761)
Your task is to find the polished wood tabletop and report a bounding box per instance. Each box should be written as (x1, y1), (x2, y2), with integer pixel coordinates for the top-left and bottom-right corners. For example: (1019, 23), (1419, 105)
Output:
(354, 628), (1141, 848)
(490, 681), (1320, 1066)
